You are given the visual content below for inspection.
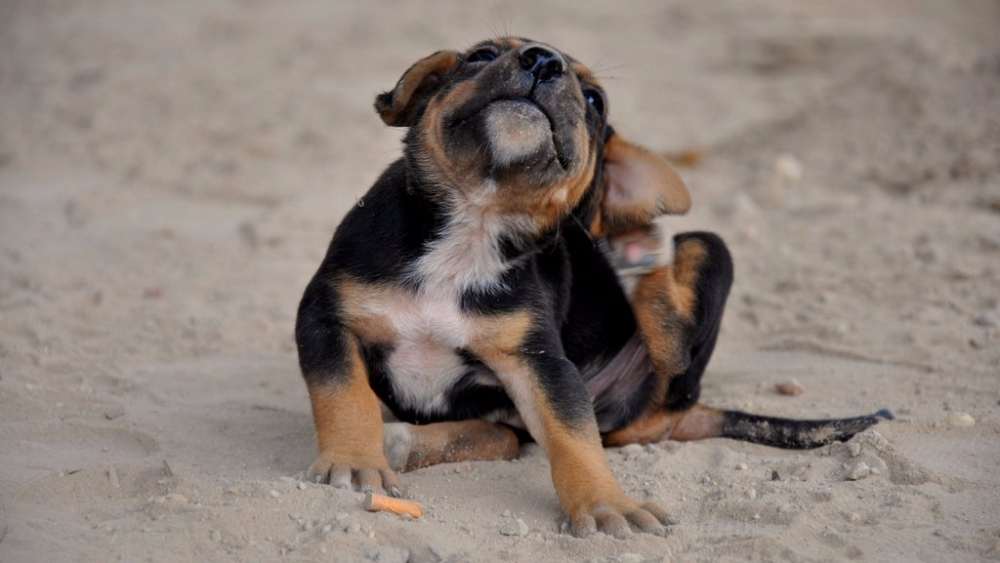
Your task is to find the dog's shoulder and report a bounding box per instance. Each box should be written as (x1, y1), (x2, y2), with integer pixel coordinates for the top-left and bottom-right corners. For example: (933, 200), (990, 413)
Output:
(322, 158), (444, 284)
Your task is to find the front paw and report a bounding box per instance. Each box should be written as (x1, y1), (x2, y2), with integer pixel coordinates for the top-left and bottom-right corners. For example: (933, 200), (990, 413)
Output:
(307, 451), (404, 498)
(566, 497), (674, 539)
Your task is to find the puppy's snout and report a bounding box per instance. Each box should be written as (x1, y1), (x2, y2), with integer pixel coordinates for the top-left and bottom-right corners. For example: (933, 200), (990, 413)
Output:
(519, 45), (565, 82)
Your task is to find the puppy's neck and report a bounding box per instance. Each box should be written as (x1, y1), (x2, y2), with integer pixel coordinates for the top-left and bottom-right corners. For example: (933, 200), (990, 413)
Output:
(408, 180), (538, 294)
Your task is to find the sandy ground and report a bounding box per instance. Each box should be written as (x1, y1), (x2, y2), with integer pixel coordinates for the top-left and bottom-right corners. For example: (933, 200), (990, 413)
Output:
(2, 1), (999, 562)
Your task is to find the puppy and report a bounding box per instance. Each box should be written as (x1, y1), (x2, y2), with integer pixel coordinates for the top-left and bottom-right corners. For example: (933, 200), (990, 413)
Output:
(295, 38), (890, 538)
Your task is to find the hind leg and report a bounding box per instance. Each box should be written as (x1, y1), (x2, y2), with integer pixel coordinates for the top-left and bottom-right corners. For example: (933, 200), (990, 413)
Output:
(606, 232), (890, 448)
(383, 419), (521, 472)
(624, 231), (733, 413)
(604, 231), (734, 446)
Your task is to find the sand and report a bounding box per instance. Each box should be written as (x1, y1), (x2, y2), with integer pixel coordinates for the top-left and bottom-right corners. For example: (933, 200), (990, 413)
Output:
(1, 1), (999, 562)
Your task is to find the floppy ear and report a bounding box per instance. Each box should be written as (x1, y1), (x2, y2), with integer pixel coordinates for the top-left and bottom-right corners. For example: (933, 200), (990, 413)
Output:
(374, 50), (460, 127)
(590, 132), (692, 236)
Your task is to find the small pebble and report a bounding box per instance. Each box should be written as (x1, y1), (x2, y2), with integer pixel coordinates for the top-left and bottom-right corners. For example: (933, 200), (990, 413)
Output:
(771, 470), (781, 481)
(775, 379), (804, 396)
(846, 462), (871, 481)
(747, 488), (758, 500)
(297, 482), (306, 490)
(862, 430), (889, 451)
(735, 463), (748, 471)
(773, 154), (804, 182)
(621, 444), (645, 460)
(499, 518), (529, 537)
(847, 442), (862, 457)
(210, 530), (221, 542)
(429, 543), (454, 561)
(268, 489), (280, 498)
(164, 493), (188, 505)
(335, 512), (350, 521)
(108, 466), (120, 488)
(871, 458), (888, 474)
(973, 311), (999, 328)
(367, 546), (409, 563)
(947, 412), (976, 427)
(344, 522), (362, 534)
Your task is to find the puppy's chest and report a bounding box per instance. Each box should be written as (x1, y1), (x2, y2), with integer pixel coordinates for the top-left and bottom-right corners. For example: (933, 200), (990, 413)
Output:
(346, 287), (494, 413)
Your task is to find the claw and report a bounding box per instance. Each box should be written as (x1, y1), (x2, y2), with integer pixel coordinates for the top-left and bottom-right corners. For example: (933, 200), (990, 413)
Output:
(570, 514), (597, 538)
(594, 505), (632, 539)
(626, 507), (666, 536)
(564, 498), (673, 539)
(305, 453), (402, 496)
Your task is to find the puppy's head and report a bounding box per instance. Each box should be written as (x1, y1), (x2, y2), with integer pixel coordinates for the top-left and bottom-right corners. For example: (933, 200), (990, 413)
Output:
(376, 38), (690, 236)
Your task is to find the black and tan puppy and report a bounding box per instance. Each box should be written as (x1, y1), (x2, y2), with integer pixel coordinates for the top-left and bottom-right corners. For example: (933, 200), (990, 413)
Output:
(295, 38), (890, 538)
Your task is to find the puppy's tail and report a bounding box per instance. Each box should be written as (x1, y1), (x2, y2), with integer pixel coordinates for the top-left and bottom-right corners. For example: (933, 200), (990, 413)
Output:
(713, 407), (893, 449)
(609, 404), (892, 449)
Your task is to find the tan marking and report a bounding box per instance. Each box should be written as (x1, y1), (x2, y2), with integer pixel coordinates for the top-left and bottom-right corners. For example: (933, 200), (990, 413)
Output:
(337, 278), (399, 343)
(469, 310), (533, 357)
(418, 79), (486, 190)
(603, 404), (725, 447)
(306, 340), (389, 472)
(569, 61), (600, 87)
(376, 50), (459, 126)
(629, 238), (707, 404)
(665, 237), (707, 317)
(544, 408), (634, 518)
(392, 420), (520, 472)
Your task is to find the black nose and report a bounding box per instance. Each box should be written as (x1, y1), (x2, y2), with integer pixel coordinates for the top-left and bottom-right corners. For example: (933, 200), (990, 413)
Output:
(519, 45), (565, 82)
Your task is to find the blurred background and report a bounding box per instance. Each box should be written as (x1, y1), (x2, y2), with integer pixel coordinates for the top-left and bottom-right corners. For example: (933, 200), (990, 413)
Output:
(2, 0), (996, 364)
(1, 1), (999, 562)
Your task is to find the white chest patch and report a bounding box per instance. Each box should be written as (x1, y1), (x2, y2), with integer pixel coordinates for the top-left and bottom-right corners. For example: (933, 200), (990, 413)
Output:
(370, 187), (537, 414)
(408, 183), (533, 293)
(381, 289), (476, 414)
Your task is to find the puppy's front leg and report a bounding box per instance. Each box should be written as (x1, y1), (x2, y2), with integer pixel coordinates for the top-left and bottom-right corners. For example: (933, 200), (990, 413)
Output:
(297, 288), (401, 496)
(472, 315), (671, 538)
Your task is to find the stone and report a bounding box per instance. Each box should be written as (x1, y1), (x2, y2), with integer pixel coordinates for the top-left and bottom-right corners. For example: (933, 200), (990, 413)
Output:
(499, 518), (529, 537)
(846, 462), (871, 481)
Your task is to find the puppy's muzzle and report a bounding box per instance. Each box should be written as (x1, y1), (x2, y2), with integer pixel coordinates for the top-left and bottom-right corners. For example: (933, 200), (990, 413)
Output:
(483, 44), (571, 171)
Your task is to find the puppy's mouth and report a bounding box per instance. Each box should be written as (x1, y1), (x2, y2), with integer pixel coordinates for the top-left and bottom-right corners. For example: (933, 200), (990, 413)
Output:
(449, 97), (570, 171)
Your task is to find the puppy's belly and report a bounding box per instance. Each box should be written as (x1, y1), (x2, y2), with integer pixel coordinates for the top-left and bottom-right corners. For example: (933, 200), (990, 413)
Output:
(386, 339), (468, 414)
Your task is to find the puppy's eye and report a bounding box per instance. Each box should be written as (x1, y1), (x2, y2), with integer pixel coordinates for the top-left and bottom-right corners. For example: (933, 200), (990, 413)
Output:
(466, 48), (498, 63)
(583, 89), (605, 115)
